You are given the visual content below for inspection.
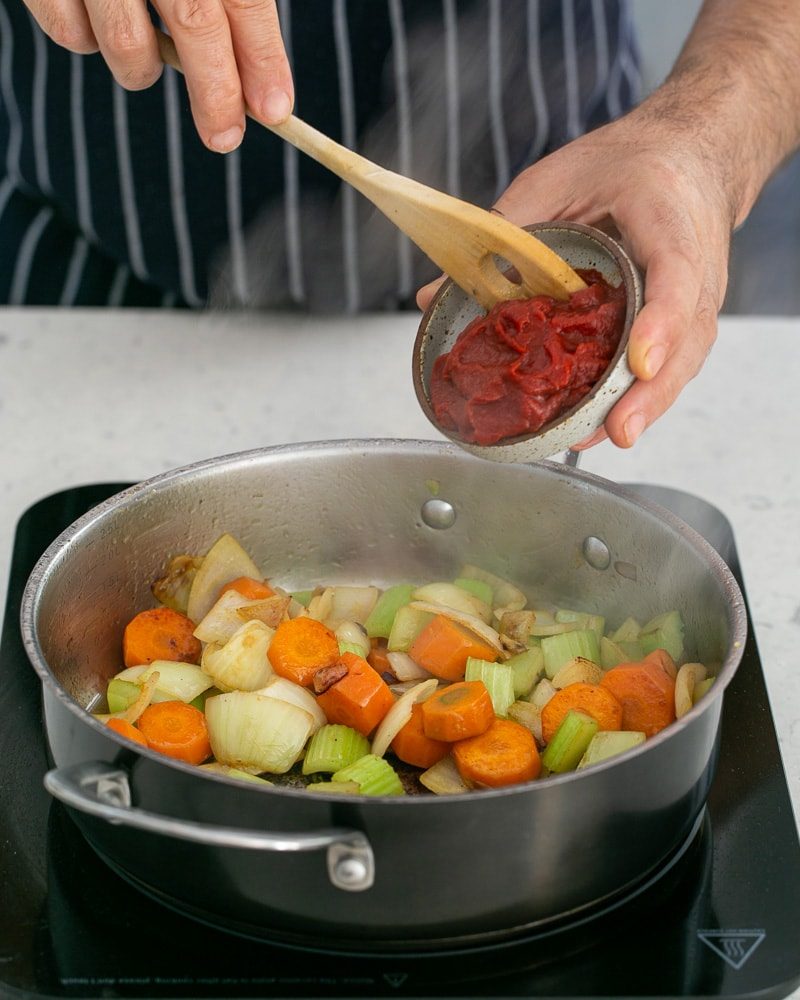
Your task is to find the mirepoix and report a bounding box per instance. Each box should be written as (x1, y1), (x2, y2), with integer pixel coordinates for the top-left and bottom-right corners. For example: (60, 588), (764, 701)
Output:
(93, 532), (714, 795)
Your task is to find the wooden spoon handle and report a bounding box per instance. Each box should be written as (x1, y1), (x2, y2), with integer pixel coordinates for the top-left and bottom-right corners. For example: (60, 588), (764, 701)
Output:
(155, 29), (585, 307)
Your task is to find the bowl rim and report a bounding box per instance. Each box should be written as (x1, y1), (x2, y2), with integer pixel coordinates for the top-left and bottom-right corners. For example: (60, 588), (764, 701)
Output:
(412, 220), (641, 450)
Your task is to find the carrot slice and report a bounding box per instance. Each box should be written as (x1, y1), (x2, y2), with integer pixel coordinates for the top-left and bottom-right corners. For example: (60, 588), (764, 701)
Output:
(409, 615), (499, 681)
(137, 700), (212, 765)
(421, 681), (494, 741)
(392, 703), (450, 768)
(540, 682), (623, 745)
(316, 652), (395, 736)
(106, 717), (148, 747)
(453, 718), (541, 787)
(122, 607), (201, 668)
(219, 576), (275, 601)
(600, 653), (677, 737)
(267, 617), (340, 687)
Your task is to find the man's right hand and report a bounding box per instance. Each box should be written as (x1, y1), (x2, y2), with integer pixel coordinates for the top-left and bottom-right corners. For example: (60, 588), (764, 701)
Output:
(24, 0), (294, 152)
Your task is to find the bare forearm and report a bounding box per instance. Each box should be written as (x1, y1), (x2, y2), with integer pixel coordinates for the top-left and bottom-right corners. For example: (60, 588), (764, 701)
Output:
(637, 0), (800, 226)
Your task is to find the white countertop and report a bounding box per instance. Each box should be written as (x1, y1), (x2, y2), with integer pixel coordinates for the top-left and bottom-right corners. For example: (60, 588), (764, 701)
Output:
(1, 308), (798, 822)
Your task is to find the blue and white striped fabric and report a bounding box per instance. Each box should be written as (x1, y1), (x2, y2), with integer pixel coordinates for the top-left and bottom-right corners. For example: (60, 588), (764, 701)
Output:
(0, 0), (640, 309)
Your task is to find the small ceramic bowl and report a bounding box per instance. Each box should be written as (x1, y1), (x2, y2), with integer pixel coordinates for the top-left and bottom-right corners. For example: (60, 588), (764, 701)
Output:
(412, 221), (643, 463)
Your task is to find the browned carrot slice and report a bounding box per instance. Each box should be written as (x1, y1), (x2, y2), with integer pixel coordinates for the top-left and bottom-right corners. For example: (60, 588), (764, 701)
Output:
(409, 615), (498, 681)
(106, 717), (149, 747)
(267, 617), (340, 687)
(122, 607), (201, 668)
(540, 682), (623, 745)
(137, 701), (211, 765)
(421, 681), (494, 741)
(392, 703), (450, 768)
(600, 653), (676, 737)
(219, 576), (275, 601)
(316, 652), (395, 736)
(453, 718), (541, 787)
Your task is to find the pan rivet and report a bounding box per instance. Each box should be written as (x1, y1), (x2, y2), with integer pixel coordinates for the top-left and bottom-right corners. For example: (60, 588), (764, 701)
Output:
(334, 856), (369, 887)
(583, 536), (611, 570)
(421, 498), (456, 529)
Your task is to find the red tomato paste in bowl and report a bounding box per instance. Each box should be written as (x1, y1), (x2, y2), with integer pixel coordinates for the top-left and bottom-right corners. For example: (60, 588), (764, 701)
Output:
(429, 269), (626, 446)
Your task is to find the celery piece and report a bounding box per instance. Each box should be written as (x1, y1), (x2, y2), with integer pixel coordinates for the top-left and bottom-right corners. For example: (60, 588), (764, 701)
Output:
(199, 762), (272, 784)
(454, 578), (493, 607)
(333, 754), (404, 796)
(505, 647), (544, 698)
(541, 629), (600, 678)
(306, 780), (361, 795)
(639, 610), (684, 663)
(600, 636), (633, 670)
(577, 731), (646, 769)
(303, 724), (370, 775)
(366, 584), (416, 639)
(464, 658), (515, 717)
(189, 687), (218, 712)
(291, 589), (314, 608)
(610, 617), (641, 643)
(693, 676), (715, 703)
(107, 678), (141, 714)
(338, 640), (366, 658)
(618, 640), (645, 661)
(555, 609), (605, 639)
(541, 710), (598, 773)
(386, 605), (433, 652)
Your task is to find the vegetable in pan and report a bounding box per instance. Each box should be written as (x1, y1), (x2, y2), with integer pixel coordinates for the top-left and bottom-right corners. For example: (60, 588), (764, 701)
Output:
(94, 533), (716, 795)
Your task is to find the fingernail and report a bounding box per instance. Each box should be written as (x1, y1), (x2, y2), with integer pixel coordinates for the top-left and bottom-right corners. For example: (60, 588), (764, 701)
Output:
(644, 345), (666, 379)
(209, 125), (243, 153)
(624, 412), (646, 447)
(572, 430), (604, 450)
(261, 88), (292, 124)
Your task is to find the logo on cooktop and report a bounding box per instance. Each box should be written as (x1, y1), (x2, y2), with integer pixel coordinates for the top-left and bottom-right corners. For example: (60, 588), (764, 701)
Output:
(697, 929), (766, 969)
(383, 972), (409, 988)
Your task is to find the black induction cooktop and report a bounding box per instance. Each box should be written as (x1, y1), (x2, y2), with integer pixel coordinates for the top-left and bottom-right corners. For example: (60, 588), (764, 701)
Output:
(1, 483), (799, 1000)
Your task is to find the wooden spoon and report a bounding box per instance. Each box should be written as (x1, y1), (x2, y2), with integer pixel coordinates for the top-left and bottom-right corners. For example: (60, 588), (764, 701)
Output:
(156, 29), (585, 309)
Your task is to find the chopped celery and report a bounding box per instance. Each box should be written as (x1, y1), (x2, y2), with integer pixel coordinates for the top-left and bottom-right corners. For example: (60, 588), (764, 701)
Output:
(190, 687), (218, 712)
(555, 609), (605, 638)
(366, 584), (416, 639)
(291, 589), (314, 608)
(107, 678), (141, 714)
(303, 724), (370, 775)
(386, 605), (433, 652)
(577, 731), (645, 769)
(618, 639), (645, 661)
(610, 617), (641, 643)
(600, 636), (633, 669)
(199, 762), (273, 784)
(505, 646), (544, 698)
(464, 658), (515, 717)
(332, 754), (404, 796)
(338, 640), (366, 658)
(541, 629), (600, 678)
(639, 610), (684, 662)
(454, 578), (493, 607)
(306, 780), (361, 795)
(693, 676), (715, 703)
(541, 710), (598, 773)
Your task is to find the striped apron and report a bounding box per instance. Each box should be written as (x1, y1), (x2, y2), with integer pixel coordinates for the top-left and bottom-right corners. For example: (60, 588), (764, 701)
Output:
(0, 0), (640, 309)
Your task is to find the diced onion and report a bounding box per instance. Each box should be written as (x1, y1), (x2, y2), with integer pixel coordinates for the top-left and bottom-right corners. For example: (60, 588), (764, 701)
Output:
(236, 595), (291, 629)
(327, 587), (380, 627)
(371, 678), (438, 758)
(408, 601), (503, 653)
(499, 610), (536, 645)
(551, 657), (604, 689)
(420, 755), (470, 795)
(199, 762), (272, 784)
(412, 583), (491, 624)
(152, 554), (203, 614)
(530, 677), (557, 711)
(307, 588), (334, 623)
(255, 676), (327, 733)
(205, 691), (314, 773)
(201, 620), (274, 692)
(186, 534), (263, 624)
(386, 651), (433, 682)
(675, 662), (707, 718)
(335, 621), (371, 659)
(193, 589), (253, 645)
(508, 700), (543, 744)
(459, 564), (526, 612)
(114, 661), (213, 704)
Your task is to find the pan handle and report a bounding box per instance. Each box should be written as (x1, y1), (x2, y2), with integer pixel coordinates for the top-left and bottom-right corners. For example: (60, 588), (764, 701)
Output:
(44, 761), (375, 892)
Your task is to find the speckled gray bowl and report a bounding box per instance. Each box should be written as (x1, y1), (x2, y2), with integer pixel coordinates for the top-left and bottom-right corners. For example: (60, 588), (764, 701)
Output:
(413, 221), (643, 463)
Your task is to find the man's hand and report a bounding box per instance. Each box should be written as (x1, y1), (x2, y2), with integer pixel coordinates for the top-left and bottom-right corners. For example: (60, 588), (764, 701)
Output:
(419, 108), (734, 451)
(24, 0), (293, 152)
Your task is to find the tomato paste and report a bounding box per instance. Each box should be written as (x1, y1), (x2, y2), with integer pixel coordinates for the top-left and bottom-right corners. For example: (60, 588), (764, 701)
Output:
(429, 270), (626, 445)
